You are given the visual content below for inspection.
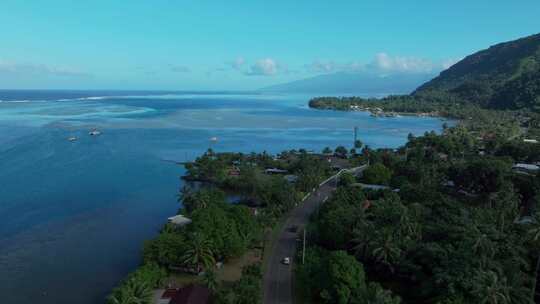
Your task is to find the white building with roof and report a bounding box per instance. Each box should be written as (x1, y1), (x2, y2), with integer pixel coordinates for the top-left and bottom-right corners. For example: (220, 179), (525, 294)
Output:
(167, 215), (192, 226)
(512, 163), (540, 174)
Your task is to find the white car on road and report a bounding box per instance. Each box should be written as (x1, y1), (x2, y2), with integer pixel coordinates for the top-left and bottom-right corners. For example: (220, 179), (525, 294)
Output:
(282, 257), (291, 265)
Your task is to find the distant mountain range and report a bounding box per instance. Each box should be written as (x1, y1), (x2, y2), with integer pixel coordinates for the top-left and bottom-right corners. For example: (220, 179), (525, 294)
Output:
(414, 33), (540, 111)
(260, 72), (435, 96)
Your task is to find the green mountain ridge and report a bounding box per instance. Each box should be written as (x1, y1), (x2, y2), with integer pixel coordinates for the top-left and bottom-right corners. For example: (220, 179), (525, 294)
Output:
(414, 33), (540, 111)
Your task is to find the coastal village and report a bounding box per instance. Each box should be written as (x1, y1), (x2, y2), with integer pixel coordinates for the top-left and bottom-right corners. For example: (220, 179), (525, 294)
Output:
(104, 141), (382, 304)
(347, 104), (440, 118)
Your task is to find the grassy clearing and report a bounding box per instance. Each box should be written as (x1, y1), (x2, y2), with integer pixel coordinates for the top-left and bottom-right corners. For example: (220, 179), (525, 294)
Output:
(165, 248), (263, 288)
(166, 272), (199, 288)
(217, 248), (263, 282)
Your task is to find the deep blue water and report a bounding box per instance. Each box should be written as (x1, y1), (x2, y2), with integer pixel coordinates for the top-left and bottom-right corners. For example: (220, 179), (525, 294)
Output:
(0, 90), (449, 304)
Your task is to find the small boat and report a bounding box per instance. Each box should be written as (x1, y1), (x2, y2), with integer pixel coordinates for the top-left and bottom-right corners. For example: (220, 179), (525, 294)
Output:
(68, 136), (78, 142)
(210, 137), (218, 142)
(89, 129), (101, 136)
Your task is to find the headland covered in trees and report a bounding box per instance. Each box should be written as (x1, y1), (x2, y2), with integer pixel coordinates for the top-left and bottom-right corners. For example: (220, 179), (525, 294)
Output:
(107, 147), (363, 303)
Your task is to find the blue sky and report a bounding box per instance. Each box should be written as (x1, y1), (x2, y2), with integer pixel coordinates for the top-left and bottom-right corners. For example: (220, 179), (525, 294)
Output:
(0, 1), (539, 90)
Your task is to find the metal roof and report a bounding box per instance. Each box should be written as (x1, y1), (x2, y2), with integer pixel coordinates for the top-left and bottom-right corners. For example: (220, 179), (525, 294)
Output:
(167, 215), (192, 226)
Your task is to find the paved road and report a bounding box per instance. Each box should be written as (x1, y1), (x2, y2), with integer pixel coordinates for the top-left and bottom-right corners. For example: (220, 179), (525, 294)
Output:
(262, 166), (366, 304)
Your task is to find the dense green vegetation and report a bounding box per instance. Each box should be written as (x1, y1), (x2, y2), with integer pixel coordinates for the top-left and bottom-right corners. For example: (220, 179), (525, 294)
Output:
(297, 248), (400, 304)
(215, 263), (263, 304)
(107, 263), (166, 304)
(297, 127), (540, 304)
(107, 187), (262, 304)
(184, 149), (333, 204)
(362, 163), (392, 185)
(143, 189), (260, 270)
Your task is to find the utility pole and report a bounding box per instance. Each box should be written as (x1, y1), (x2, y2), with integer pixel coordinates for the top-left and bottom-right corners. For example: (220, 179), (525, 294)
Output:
(353, 126), (358, 148)
(302, 228), (306, 264)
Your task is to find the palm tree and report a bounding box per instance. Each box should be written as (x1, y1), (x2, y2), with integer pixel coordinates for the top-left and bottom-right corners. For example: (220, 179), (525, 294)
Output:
(472, 233), (495, 269)
(529, 224), (540, 242)
(109, 279), (153, 304)
(127, 280), (153, 304)
(109, 288), (133, 304)
(365, 282), (401, 304)
(467, 224), (496, 269)
(370, 231), (402, 273)
(490, 184), (520, 233)
(397, 206), (414, 238)
(160, 223), (177, 234)
(472, 270), (511, 304)
(350, 217), (373, 260)
(238, 228), (254, 245)
(182, 233), (215, 273)
(528, 222), (540, 302)
(201, 269), (219, 292)
(178, 185), (192, 202)
(178, 187), (212, 213)
(178, 185), (195, 212)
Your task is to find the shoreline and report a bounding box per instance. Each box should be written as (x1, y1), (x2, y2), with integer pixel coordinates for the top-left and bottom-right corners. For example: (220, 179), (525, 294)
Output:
(309, 105), (448, 119)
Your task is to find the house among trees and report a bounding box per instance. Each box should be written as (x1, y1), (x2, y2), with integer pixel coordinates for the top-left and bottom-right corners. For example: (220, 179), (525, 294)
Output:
(167, 214), (192, 226)
(284, 174), (298, 183)
(265, 168), (288, 174)
(514, 215), (536, 225)
(437, 152), (449, 161)
(512, 163), (540, 175)
(228, 166), (240, 176)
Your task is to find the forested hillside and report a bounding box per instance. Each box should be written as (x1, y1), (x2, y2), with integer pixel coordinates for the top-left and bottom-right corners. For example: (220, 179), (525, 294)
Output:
(415, 33), (540, 111)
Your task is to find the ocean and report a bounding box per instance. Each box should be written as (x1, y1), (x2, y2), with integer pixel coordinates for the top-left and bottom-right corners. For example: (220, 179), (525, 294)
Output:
(0, 90), (448, 303)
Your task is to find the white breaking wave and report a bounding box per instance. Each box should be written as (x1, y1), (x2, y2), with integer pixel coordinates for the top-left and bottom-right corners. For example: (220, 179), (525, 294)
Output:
(57, 96), (110, 102)
(0, 92), (274, 104)
(0, 99), (46, 103)
(76, 96), (109, 101)
(0, 93), (278, 103)
(70, 93), (268, 101)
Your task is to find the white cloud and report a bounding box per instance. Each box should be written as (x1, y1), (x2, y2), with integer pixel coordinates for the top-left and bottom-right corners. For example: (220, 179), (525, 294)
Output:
(246, 58), (280, 76)
(304, 53), (457, 76)
(366, 53), (436, 74)
(228, 57), (245, 70)
(0, 59), (91, 77)
(441, 58), (461, 70)
(207, 57), (245, 76)
(216, 57), (287, 76)
(304, 60), (337, 73)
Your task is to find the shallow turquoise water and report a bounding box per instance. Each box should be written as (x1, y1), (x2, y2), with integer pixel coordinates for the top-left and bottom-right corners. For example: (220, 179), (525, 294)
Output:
(0, 91), (449, 304)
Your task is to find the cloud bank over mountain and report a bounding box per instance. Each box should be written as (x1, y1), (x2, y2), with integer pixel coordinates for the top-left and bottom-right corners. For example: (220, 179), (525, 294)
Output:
(260, 71), (437, 95)
(260, 53), (455, 95)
